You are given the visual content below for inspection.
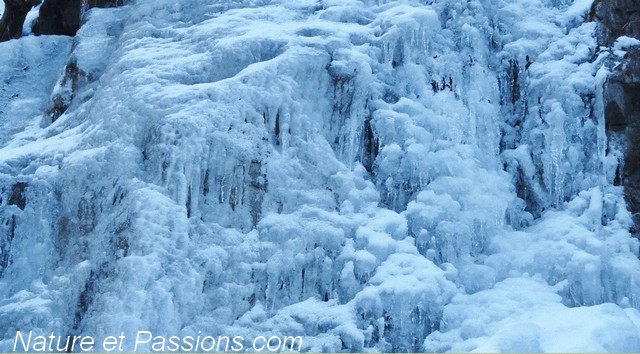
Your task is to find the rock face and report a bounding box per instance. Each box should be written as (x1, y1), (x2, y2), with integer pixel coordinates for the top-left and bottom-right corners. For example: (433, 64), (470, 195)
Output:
(31, 0), (83, 36)
(86, 0), (124, 8)
(31, 0), (123, 37)
(605, 49), (640, 233)
(0, 0), (39, 41)
(592, 0), (640, 46)
(595, 0), (640, 233)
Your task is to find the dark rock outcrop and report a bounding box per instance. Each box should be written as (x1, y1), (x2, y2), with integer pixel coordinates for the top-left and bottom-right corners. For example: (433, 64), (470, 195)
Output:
(31, 0), (124, 37)
(591, 0), (640, 46)
(595, 0), (640, 234)
(0, 0), (119, 42)
(8, 182), (27, 210)
(31, 0), (82, 36)
(0, 0), (39, 42)
(606, 49), (640, 233)
(86, 0), (124, 8)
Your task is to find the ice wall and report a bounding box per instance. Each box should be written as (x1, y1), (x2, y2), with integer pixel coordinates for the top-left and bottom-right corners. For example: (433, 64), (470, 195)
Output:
(0, 0), (640, 352)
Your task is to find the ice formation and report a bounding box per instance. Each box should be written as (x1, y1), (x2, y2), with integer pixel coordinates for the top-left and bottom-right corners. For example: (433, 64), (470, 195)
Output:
(0, 0), (639, 351)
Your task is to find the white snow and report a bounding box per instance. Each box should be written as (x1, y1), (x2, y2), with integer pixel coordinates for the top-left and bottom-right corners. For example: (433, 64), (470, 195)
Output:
(614, 36), (640, 51)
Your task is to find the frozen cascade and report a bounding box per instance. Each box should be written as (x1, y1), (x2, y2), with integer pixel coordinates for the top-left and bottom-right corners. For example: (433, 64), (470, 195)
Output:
(0, 0), (640, 352)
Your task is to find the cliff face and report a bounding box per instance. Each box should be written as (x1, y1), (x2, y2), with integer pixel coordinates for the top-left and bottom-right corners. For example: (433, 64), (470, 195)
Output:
(595, 0), (640, 233)
(592, 0), (640, 45)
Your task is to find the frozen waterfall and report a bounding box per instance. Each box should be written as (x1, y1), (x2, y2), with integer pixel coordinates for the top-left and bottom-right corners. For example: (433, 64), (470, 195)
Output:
(0, 0), (640, 352)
